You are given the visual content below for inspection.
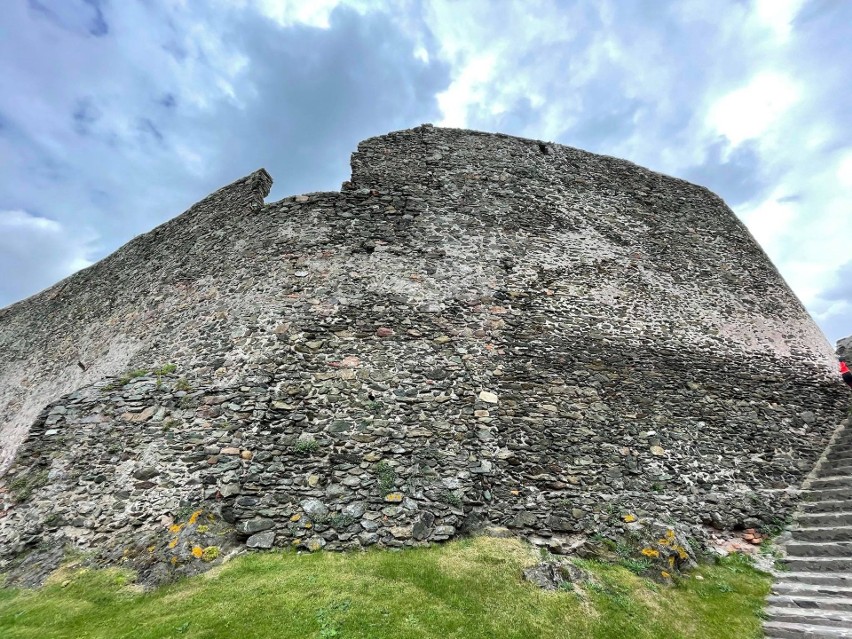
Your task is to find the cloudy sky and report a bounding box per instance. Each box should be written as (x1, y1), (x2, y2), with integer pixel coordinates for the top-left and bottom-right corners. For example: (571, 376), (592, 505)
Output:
(1, 0), (850, 344)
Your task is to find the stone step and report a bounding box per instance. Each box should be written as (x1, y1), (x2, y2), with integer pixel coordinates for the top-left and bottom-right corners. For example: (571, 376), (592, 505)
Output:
(826, 439), (852, 456)
(768, 594), (852, 612)
(783, 556), (852, 572)
(817, 454), (852, 468)
(764, 431), (852, 638)
(800, 487), (852, 502)
(764, 606), (852, 629)
(790, 526), (852, 542)
(825, 444), (852, 455)
(824, 452), (852, 465)
(819, 464), (852, 477)
(773, 582), (852, 598)
(785, 541), (852, 557)
(777, 572), (852, 587)
(812, 468), (852, 478)
(796, 512), (852, 528)
(800, 501), (852, 516)
(809, 477), (852, 490)
(801, 500), (850, 514)
(763, 620), (852, 638)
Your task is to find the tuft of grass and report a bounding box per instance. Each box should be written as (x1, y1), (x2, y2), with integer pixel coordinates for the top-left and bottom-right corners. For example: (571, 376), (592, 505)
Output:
(375, 461), (396, 492)
(293, 439), (320, 455)
(154, 364), (177, 376)
(102, 369), (149, 391)
(120, 369), (149, 386)
(443, 490), (462, 507)
(760, 516), (791, 539)
(619, 557), (653, 576)
(0, 537), (772, 639)
(315, 599), (350, 638)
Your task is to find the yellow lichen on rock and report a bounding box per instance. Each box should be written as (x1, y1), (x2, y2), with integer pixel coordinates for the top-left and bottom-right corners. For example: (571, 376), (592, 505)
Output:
(201, 546), (220, 562)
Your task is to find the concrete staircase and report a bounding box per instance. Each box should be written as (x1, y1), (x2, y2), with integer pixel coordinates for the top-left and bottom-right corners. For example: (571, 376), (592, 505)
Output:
(764, 422), (852, 638)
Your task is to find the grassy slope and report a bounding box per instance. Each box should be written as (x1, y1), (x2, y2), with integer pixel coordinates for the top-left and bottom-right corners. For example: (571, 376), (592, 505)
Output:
(0, 537), (771, 639)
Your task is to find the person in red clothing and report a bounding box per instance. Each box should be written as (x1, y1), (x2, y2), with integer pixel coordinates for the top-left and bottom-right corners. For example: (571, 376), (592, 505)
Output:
(841, 360), (852, 389)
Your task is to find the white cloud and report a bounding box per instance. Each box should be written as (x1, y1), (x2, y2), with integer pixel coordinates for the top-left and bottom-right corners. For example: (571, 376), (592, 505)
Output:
(837, 152), (852, 188)
(707, 72), (800, 146)
(436, 53), (497, 127)
(754, 0), (805, 41)
(241, 0), (371, 28)
(426, 0), (593, 136)
(740, 191), (799, 256)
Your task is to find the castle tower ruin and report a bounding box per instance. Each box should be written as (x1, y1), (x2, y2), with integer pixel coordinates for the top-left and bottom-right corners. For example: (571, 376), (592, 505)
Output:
(0, 125), (847, 584)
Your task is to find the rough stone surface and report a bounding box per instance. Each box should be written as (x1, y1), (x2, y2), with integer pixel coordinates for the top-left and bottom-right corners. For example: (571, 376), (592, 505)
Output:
(523, 560), (593, 591)
(0, 125), (848, 585)
(838, 335), (852, 365)
(246, 531), (275, 549)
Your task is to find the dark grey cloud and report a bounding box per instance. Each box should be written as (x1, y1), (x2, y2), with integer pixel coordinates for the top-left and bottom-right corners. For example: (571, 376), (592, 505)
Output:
(193, 6), (450, 200)
(29, 0), (108, 37)
(776, 194), (802, 204)
(823, 261), (852, 303)
(72, 97), (101, 136)
(0, 210), (93, 304)
(485, 98), (539, 139)
(159, 93), (177, 109)
(682, 139), (771, 207)
(136, 117), (164, 144)
(564, 98), (648, 153)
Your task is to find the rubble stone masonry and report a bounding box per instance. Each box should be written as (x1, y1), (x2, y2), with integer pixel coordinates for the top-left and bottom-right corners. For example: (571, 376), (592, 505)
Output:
(0, 125), (847, 585)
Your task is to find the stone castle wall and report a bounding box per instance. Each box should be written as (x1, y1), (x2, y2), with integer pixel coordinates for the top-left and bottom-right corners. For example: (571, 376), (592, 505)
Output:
(0, 125), (847, 584)
(838, 335), (852, 363)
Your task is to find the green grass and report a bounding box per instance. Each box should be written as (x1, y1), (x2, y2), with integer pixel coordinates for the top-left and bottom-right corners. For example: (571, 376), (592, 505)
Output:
(154, 364), (178, 376)
(293, 439), (320, 455)
(0, 537), (771, 639)
(375, 461), (396, 492)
